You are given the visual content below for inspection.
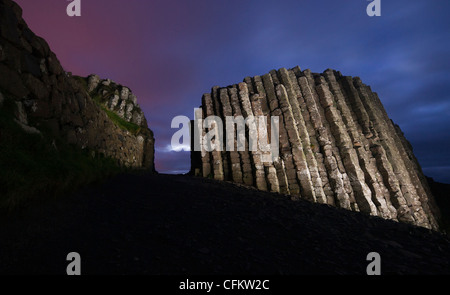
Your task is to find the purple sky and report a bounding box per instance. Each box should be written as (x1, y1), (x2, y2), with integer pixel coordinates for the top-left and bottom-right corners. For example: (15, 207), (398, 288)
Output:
(14, 0), (450, 182)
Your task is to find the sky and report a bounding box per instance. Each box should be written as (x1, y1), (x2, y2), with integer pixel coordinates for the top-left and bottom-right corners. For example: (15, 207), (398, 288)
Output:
(14, 0), (450, 182)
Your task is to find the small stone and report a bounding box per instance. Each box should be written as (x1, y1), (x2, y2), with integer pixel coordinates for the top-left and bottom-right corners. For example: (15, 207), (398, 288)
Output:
(120, 87), (130, 100)
(87, 74), (100, 93)
(102, 79), (111, 86)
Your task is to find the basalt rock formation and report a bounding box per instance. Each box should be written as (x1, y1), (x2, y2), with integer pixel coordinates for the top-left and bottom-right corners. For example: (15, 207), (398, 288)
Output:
(85, 74), (147, 127)
(191, 66), (441, 230)
(0, 0), (155, 170)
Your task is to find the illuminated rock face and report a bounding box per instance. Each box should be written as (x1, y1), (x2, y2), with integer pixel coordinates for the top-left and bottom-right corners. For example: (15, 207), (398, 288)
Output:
(192, 66), (441, 230)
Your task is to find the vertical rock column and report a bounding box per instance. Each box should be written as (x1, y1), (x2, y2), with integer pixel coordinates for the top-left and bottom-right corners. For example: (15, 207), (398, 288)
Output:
(306, 71), (358, 210)
(392, 121), (441, 228)
(277, 69), (316, 202)
(228, 86), (254, 186)
(297, 75), (353, 210)
(200, 120), (212, 177)
(323, 69), (397, 220)
(249, 76), (280, 193)
(212, 86), (229, 180)
(293, 73), (334, 204)
(275, 84), (310, 197)
(219, 88), (243, 184)
(262, 74), (291, 195)
(366, 87), (439, 229)
(202, 93), (224, 181)
(250, 93), (280, 193)
(286, 69), (327, 204)
(353, 78), (434, 229)
(200, 96), (211, 178)
(339, 77), (417, 224)
(315, 77), (379, 216)
(238, 82), (268, 191)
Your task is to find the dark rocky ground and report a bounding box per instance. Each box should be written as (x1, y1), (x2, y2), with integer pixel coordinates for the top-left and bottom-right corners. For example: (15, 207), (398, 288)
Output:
(0, 173), (449, 275)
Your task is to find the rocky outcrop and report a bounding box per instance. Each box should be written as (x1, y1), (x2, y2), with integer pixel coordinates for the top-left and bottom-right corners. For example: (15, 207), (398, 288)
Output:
(85, 75), (146, 127)
(192, 67), (441, 230)
(0, 0), (155, 170)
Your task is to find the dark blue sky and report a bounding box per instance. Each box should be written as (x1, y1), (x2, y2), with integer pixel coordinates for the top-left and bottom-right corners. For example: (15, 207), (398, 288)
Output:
(15, 0), (450, 182)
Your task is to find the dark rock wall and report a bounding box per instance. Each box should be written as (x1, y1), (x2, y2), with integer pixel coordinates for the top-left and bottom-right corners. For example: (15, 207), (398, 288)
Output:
(0, 0), (155, 170)
(192, 66), (441, 230)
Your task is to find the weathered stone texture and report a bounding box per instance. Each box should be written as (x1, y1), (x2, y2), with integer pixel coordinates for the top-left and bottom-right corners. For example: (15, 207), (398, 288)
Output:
(0, 0), (155, 170)
(192, 66), (441, 230)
